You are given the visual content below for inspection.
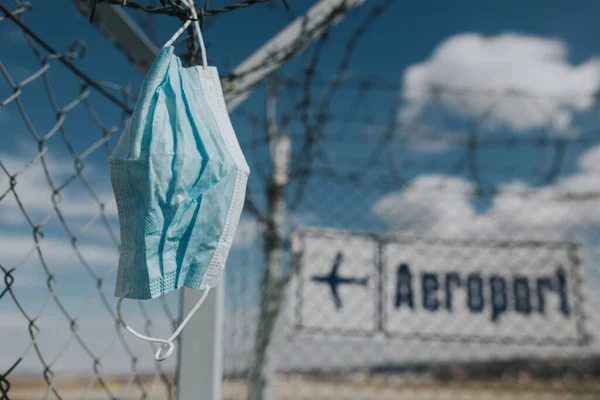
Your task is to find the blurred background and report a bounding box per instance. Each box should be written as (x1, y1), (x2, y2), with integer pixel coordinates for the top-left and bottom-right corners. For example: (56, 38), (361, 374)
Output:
(1, 0), (599, 399)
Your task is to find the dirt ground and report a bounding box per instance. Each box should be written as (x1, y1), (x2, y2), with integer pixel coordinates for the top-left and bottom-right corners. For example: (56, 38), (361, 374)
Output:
(7, 376), (600, 400)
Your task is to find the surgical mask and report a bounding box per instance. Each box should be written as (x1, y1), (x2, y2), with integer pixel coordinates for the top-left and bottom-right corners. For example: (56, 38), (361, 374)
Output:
(109, 0), (249, 361)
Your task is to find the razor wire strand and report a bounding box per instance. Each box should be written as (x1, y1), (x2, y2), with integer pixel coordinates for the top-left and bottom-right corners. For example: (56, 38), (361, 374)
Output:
(99, 0), (288, 67)
(91, 0), (290, 21)
(0, 3), (180, 399)
(234, 75), (600, 201)
(228, 0), (600, 219)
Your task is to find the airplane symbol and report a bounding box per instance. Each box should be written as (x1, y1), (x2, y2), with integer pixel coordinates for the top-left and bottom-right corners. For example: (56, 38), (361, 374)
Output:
(311, 252), (369, 310)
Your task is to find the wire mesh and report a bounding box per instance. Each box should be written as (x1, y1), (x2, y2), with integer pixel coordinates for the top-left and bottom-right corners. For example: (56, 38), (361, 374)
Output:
(219, 2), (600, 399)
(0, 2), (181, 399)
(1, 1), (367, 399)
(223, 83), (600, 400)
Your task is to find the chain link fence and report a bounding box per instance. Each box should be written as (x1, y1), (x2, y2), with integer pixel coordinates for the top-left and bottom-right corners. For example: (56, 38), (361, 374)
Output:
(222, 81), (600, 399)
(0, 2), (181, 399)
(221, 6), (600, 398)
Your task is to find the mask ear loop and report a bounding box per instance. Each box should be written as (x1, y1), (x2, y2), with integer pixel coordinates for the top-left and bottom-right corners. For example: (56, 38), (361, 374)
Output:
(162, 0), (208, 68)
(119, 0), (210, 362)
(117, 287), (211, 361)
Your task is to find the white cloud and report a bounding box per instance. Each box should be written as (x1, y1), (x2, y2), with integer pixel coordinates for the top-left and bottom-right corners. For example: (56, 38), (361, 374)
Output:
(372, 146), (600, 347)
(0, 233), (118, 291)
(373, 175), (476, 236)
(0, 150), (121, 293)
(401, 32), (600, 133)
(1, 298), (254, 376)
(0, 233), (118, 267)
(0, 312), (178, 376)
(578, 144), (600, 172)
(0, 151), (117, 226)
(373, 144), (600, 240)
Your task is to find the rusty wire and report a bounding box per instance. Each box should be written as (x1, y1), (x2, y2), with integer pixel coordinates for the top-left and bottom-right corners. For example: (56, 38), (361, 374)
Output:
(90, 0), (290, 22)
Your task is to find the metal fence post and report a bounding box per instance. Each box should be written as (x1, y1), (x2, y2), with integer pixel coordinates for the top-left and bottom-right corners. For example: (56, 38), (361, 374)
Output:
(177, 281), (224, 400)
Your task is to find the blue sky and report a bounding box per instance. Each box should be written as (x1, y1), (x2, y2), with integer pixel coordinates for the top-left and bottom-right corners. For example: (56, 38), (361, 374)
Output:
(2, 0), (600, 379)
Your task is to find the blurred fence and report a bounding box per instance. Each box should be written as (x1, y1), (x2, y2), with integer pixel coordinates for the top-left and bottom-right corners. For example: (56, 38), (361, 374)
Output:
(221, 12), (600, 398)
(2, 1), (600, 400)
(222, 72), (600, 399)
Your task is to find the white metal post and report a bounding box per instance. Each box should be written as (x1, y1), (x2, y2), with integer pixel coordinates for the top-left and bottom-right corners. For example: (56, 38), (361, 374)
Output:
(224, 0), (368, 111)
(177, 281), (225, 400)
(73, 0), (159, 73)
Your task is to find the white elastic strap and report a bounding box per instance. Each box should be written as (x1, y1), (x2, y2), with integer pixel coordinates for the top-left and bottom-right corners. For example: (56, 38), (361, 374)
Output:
(163, 18), (192, 48)
(162, 0), (208, 68)
(117, 287), (211, 362)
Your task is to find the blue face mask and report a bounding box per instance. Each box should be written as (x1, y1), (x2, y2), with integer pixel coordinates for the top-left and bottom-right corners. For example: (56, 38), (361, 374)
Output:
(110, 3), (249, 361)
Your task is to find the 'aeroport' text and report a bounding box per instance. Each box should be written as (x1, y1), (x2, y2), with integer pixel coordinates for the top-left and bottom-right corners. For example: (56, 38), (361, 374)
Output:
(394, 264), (570, 322)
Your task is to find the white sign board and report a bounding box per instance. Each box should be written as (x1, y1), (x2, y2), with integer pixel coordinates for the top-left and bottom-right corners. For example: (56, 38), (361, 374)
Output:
(292, 231), (378, 336)
(291, 229), (588, 346)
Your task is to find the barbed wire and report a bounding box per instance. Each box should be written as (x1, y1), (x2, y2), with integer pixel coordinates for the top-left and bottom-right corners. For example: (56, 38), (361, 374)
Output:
(90, 0), (290, 22)
(229, 0), (600, 246)
(236, 96), (600, 197)
(233, 60), (600, 206)
(0, 3), (134, 113)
